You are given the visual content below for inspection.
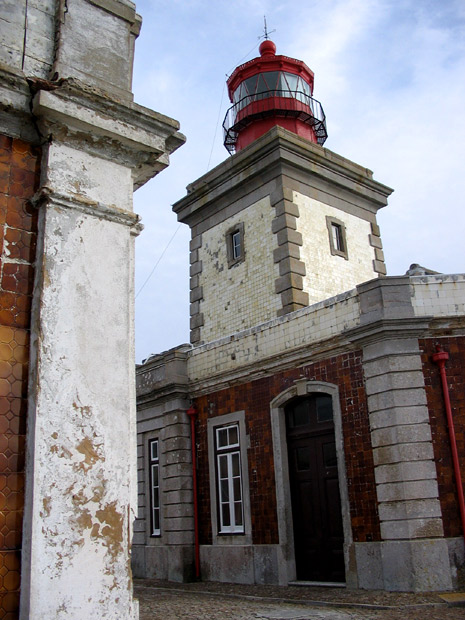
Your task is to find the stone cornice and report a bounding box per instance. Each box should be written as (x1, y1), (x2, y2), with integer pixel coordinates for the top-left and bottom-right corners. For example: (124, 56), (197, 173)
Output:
(346, 317), (433, 346)
(31, 80), (185, 188)
(31, 187), (143, 233)
(0, 63), (38, 143)
(173, 126), (393, 226)
(187, 332), (359, 397)
(0, 66), (185, 188)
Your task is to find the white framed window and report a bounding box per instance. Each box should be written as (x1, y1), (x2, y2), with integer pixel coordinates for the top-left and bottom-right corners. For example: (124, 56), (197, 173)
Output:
(231, 230), (242, 260)
(207, 411), (251, 544)
(326, 216), (348, 260)
(215, 424), (244, 534)
(149, 439), (161, 536)
(331, 223), (344, 253)
(226, 222), (245, 268)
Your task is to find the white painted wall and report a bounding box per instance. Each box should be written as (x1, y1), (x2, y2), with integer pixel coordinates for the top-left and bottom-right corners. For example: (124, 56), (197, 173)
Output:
(21, 140), (140, 619)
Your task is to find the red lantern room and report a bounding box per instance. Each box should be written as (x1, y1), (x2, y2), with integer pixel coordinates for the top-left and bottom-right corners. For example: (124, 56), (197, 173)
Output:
(223, 39), (327, 154)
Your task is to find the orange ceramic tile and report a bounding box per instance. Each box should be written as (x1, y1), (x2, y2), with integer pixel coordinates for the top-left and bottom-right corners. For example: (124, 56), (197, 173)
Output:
(1, 263), (33, 297)
(0, 327), (14, 345)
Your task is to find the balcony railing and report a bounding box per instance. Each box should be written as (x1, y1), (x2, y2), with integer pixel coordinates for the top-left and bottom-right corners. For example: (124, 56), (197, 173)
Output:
(223, 89), (328, 154)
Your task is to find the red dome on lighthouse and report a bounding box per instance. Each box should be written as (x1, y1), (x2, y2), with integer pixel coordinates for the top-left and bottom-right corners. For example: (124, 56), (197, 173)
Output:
(223, 40), (327, 154)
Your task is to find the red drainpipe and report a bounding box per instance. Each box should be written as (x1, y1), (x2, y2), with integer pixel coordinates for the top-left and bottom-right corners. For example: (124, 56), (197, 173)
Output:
(432, 345), (465, 539)
(186, 404), (200, 579)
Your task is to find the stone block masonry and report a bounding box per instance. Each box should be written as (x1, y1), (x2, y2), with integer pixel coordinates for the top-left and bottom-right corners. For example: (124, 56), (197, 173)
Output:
(0, 135), (40, 619)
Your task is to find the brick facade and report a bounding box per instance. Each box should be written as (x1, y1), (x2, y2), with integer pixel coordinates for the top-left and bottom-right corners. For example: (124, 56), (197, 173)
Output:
(194, 351), (380, 547)
(421, 336), (465, 539)
(0, 135), (40, 618)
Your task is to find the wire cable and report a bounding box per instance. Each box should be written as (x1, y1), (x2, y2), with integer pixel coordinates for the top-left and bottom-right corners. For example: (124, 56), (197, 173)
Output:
(135, 223), (182, 299)
(207, 41), (262, 170)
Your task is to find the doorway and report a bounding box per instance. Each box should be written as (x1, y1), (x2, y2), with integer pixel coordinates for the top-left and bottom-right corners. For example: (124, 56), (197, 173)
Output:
(285, 394), (345, 582)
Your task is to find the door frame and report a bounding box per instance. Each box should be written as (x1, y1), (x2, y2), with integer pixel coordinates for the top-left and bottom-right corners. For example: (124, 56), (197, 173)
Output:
(270, 379), (354, 586)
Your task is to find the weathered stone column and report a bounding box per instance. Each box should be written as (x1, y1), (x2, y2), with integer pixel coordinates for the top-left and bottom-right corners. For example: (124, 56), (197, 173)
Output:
(1, 0), (185, 614)
(19, 83), (183, 617)
(8, 1), (185, 613)
(353, 277), (452, 591)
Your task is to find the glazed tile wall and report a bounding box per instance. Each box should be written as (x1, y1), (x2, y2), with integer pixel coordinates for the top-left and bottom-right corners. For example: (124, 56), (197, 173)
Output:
(194, 351), (380, 547)
(420, 336), (465, 538)
(198, 196), (281, 343)
(411, 275), (465, 317)
(295, 192), (377, 304)
(0, 135), (40, 618)
(188, 289), (360, 383)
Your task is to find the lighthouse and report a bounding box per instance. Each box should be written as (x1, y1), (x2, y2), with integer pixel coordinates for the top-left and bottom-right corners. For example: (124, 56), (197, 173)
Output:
(135, 36), (465, 595)
(173, 42), (391, 346)
(223, 39), (327, 153)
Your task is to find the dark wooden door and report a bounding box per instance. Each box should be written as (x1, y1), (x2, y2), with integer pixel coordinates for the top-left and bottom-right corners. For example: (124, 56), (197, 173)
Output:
(285, 394), (345, 582)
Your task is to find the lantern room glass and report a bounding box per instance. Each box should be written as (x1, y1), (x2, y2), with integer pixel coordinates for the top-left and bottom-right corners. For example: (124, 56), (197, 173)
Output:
(232, 71), (313, 110)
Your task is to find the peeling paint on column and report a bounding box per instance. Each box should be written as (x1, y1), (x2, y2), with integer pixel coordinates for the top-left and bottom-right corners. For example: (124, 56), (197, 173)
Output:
(0, 0), (184, 616)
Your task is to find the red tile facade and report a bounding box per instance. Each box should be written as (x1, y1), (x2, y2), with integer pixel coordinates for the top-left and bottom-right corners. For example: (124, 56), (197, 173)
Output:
(420, 336), (465, 539)
(0, 134), (40, 619)
(195, 351), (380, 547)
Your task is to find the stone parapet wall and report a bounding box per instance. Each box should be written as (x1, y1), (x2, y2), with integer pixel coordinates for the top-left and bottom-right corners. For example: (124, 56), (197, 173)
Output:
(188, 288), (360, 388)
(0, 0), (56, 80)
(411, 274), (465, 317)
(0, 0), (141, 100)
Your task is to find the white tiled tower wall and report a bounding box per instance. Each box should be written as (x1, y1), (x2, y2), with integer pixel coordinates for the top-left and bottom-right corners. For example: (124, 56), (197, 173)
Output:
(296, 192), (378, 303)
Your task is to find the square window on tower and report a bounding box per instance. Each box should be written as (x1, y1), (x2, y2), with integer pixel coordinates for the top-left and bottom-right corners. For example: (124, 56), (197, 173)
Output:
(226, 222), (245, 267)
(326, 216), (348, 260)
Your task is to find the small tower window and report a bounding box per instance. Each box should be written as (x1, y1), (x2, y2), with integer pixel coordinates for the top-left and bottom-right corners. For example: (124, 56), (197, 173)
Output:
(326, 216), (348, 260)
(232, 230), (241, 260)
(226, 223), (245, 268)
(332, 223), (344, 252)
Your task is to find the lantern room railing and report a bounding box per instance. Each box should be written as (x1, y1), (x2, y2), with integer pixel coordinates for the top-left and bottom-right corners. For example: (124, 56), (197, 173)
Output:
(223, 89), (328, 154)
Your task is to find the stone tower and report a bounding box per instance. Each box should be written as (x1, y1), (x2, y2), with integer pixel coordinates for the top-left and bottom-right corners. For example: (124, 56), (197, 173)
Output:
(173, 40), (392, 346)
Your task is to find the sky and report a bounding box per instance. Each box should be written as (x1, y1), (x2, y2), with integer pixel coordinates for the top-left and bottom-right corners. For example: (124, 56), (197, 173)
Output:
(131, 0), (465, 363)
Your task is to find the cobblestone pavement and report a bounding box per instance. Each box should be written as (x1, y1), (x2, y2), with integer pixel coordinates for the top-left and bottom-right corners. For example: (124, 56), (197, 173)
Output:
(135, 580), (465, 620)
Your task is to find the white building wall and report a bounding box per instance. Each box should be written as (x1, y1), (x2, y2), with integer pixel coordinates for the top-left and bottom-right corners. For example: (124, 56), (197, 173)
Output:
(295, 192), (378, 304)
(200, 196), (281, 343)
(23, 190), (139, 618)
